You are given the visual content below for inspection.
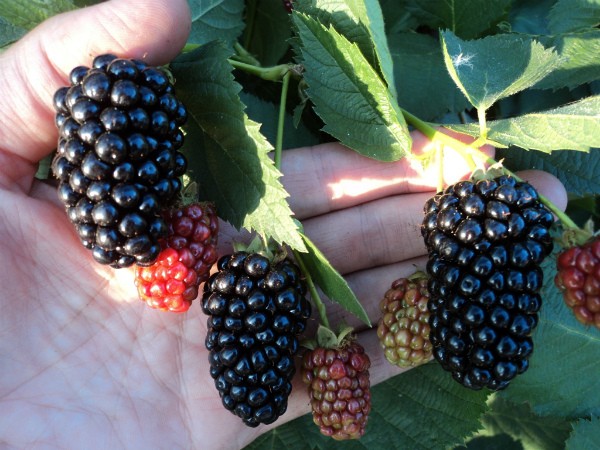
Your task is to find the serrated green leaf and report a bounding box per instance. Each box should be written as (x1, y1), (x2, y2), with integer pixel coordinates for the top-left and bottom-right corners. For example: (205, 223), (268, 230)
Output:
(508, 0), (553, 35)
(297, 232), (370, 326)
(481, 396), (572, 450)
(500, 256), (600, 418)
(441, 30), (562, 112)
(292, 13), (410, 161)
(171, 43), (306, 251)
(244, 363), (490, 450)
(244, 0), (293, 66)
(565, 417), (600, 450)
(448, 96), (600, 153)
(0, 0), (75, 30)
(548, 0), (600, 33)
(295, 0), (397, 98)
(534, 30), (600, 91)
(404, 0), (512, 39)
(495, 146), (600, 198)
(0, 16), (25, 47)
(187, 0), (245, 46)
(389, 32), (470, 121)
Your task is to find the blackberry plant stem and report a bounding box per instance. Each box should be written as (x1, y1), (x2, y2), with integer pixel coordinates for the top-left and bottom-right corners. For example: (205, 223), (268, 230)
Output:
(401, 108), (579, 231)
(274, 71), (291, 168)
(293, 249), (331, 330)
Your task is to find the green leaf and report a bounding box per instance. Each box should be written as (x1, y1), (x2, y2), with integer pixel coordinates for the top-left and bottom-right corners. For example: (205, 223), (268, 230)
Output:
(565, 417), (600, 450)
(548, 0), (600, 33)
(244, 0), (293, 66)
(448, 96), (600, 153)
(187, 0), (245, 46)
(0, 0), (75, 30)
(456, 434), (523, 450)
(379, 0), (418, 34)
(239, 90), (321, 150)
(244, 363), (490, 450)
(441, 30), (562, 112)
(389, 32), (470, 121)
(508, 0), (553, 35)
(295, 0), (397, 98)
(499, 256), (600, 418)
(292, 12), (411, 161)
(404, 0), (512, 39)
(298, 233), (370, 326)
(534, 30), (600, 91)
(481, 396), (572, 450)
(171, 42), (306, 251)
(0, 16), (25, 47)
(495, 146), (600, 198)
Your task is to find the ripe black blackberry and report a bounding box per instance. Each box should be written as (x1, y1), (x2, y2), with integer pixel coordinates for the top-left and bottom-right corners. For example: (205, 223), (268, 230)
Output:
(202, 252), (311, 427)
(51, 54), (188, 268)
(421, 176), (554, 390)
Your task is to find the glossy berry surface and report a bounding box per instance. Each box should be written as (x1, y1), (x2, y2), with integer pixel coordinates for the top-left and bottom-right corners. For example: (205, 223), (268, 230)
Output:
(377, 276), (432, 368)
(202, 252), (311, 427)
(555, 237), (600, 329)
(51, 54), (188, 268)
(134, 203), (219, 312)
(421, 176), (554, 390)
(301, 342), (371, 440)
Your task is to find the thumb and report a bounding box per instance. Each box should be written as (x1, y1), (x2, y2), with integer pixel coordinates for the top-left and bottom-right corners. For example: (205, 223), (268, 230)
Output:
(0, 0), (190, 175)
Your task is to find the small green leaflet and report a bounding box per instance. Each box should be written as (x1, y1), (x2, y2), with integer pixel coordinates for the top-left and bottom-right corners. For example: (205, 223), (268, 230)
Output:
(292, 12), (410, 161)
(388, 32), (470, 121)
(0, 0), (74, 31)
(548, 0), (600, 34)
(441, 30), (562, 112)
(297, 232), (370, 326)
(404, 0), (512, 40)
(171, 42), (306, 252)
(244, 0), (293, 66)
(187, 0), (245, 46)
(500, 257), (600, 418)
(534, 30), (600, 91)
(294, 0), (397, 98)
(565, 418), (600, 450)
(448, 96), (600, 153)
(481, 396), (572, 450)
(0, 16), (25, 48)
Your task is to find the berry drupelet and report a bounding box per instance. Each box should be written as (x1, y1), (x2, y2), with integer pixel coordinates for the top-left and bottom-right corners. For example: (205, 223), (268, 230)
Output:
(555, 237), (600, 329)
(52, 54), (188, 268)
(421, 176), (554, 390)
(202, 252), (311, 427)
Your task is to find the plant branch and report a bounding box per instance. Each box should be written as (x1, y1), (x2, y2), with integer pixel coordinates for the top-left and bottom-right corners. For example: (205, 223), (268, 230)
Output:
(293, 250), (331, 330)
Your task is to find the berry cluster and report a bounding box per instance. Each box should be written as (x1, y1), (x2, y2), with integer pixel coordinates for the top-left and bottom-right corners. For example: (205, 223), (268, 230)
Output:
(377, 276), (432, 368)
(301, 342), (371, 440)
(555, 237), (600, 329)
(422, 176), (554, 390)
(135, 203), (219, 312)
(202, 252), (311, 427)
(52, 54), (187, 268)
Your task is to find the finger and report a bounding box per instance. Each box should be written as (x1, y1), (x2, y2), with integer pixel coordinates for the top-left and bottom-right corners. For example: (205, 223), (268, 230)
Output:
(301, 170), (568, 276)
(0, 0), (190, 168)
(282, 131), (495, 219)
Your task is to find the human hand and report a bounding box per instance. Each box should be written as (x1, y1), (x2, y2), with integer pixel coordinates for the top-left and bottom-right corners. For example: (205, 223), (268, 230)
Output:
(0, 1), (568, 449)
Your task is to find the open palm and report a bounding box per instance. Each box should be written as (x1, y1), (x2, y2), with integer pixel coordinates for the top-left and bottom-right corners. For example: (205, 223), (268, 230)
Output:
(0, 1), (568, 449)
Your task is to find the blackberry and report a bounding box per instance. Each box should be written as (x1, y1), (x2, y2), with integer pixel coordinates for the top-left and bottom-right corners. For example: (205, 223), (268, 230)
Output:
(202, 252), (311, 426)
(51, 54), (188, 268)
(421, 176), (554, 390)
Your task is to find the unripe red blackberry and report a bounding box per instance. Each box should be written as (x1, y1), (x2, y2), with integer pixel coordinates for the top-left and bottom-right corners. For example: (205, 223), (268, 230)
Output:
(202, 252), (311, 427)
(301, 341), (371, 440)
(555, 237), (600, 329)
(52, 54), (188, 268)
(421, 176), (554, 390)
(377, 275), (432, 367)
(134, 203), (219, 312)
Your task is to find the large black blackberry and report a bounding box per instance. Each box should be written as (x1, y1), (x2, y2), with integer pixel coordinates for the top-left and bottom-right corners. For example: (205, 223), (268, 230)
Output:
(202, 252), (311, 427)
(421, 176), (554, 390)
(51, 54), (187, 268)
